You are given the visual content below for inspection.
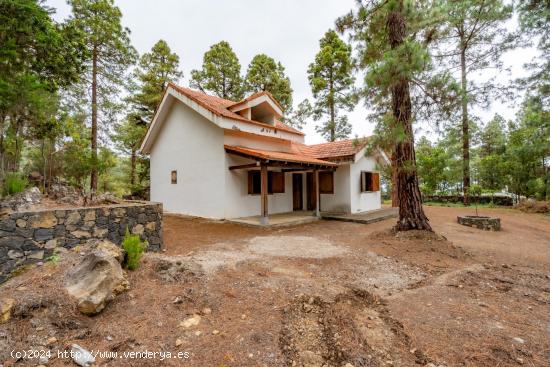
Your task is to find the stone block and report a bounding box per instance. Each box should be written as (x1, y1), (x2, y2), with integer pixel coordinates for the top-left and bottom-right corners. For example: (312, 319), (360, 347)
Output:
(34, 228), (54, 241)
(0, 219), (16, 231)
(15, 218), (27, 228)
(29, 212), (57, 228)
(65, 211), (81, 225)
(71, 230), (91, 239)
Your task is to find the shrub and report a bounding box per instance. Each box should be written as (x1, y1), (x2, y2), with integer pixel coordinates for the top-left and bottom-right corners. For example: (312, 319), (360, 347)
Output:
(2, 172), (28, 196)
(122, 228), (147, 270)
(516, 200), (550, 214)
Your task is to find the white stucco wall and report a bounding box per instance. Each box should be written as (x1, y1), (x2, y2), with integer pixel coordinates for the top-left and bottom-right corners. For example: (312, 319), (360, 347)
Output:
(319, 165), (351, 213)
(349, 154), (382, 213)
(148, 95), (382, 219)
(149, 102), (226, 218)
(223, 131), (298, 218)
(224, 131), (292, 152)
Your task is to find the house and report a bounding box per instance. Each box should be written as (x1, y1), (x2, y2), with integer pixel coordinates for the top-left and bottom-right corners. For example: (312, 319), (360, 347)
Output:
(139, 83), (389, 224)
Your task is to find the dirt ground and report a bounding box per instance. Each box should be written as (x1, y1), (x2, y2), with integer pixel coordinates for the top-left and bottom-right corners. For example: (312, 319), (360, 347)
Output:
(1, 206), (549, 367)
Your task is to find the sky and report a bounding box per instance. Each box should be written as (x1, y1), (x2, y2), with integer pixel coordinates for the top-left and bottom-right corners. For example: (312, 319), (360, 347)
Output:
(46, 0), (538, 144)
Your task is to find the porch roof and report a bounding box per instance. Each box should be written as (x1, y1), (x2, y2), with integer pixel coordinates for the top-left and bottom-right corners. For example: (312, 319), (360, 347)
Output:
(224, 145), (337, 168)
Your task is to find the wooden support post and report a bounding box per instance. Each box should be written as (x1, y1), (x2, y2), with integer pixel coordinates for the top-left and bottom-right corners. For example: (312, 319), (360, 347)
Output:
(314, 169), (320, 217)
(260, 163), (268, 225)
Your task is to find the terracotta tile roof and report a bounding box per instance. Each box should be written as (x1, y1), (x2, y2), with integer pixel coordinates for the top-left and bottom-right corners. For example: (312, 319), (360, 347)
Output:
(275, 120), (302, 135)
(228, 90), (285, 112)
(294, 138), (370, 160)
(169, 83), (303, 136)
(224, 145), (337, 167)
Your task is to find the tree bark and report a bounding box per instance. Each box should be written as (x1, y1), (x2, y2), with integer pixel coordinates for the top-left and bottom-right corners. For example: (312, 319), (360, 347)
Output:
(329, 71), (335, 142)
(90, 45), (98, 193)
(460, 45), (470, 205)
(387, 7), (432, 231)
(391, 150), (399, 207)
(130, 148), (136, 186)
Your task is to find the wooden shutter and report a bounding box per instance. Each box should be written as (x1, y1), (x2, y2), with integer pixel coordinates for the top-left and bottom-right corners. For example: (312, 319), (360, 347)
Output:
(361, 171), (376, 192)
(270, 171), (285, 193)
(319, 172), (334, 194)
(371, 172), (380, 191)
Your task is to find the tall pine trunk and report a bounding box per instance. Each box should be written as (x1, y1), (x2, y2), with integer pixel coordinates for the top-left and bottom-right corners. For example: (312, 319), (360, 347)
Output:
(90, 45), (98, 193)
(460, 45), (470, 205)
(329, 72), (335, 142)
(130, 148), (136, 186)
(391, 152), (399, 207)
(388, 6), (432, 231)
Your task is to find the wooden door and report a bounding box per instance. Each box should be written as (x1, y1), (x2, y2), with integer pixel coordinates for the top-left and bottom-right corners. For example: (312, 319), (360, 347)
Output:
(306, 172), (317, 211)
(292, 173), (303, 211)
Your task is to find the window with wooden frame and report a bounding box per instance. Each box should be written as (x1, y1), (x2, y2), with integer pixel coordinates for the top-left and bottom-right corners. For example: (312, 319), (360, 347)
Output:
(269, 171), (285, 193)
(171, 170), (177, 184)
(360, 171), (380, 192)
(247, 171), (285, 195)
(319, 171), (334, 194)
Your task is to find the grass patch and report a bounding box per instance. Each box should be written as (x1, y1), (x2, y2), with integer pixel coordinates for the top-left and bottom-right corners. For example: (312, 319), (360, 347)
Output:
(2, 172), (28, 196)
(46, 254), (60, 265)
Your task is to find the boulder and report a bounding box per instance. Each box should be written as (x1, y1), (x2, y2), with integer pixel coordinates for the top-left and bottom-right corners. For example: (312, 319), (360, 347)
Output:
(65, 246), (128, 315)
(0, 298), (15, 323)
(0, 187), (42, 212)
(89, 239), (124, 264)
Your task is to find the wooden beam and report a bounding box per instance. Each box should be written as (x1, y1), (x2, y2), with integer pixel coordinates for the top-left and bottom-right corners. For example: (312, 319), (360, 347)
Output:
(282, 168), (313, 173)
(229, 162), (260, 171)
(260, 163), (268, 225)
(314, 169), (320, 217)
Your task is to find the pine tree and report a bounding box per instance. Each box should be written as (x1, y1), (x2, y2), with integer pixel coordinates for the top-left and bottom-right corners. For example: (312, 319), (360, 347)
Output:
(128, 40), (182, 122)
(432, 0), (515, 204)
(477, 114), (508, 193)
(190, 41), (243, 101)
(416, 137), (448, 195)
(117, 40), (182, 187)
(0, 0), (86, 176)
(67, 0), (137, 192)
(286, 99), (312, 130)
(337, 0), (433, 231)
(307, 30), (356, 142)
(244, 54), (293, 111)
(506, 97), (550, 200)
(518, 0), (550, 106)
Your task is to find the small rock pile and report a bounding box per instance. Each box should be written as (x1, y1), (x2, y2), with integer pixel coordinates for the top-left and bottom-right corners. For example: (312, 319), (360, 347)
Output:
(0, 187), (42, 213)
(49, 183), (82, 206)
(86, 192), (121, 206)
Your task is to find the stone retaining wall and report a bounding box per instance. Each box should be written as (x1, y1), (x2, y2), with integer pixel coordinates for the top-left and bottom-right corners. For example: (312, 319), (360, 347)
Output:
(0, 202), (163, 283)
(457, 215), (501, 231)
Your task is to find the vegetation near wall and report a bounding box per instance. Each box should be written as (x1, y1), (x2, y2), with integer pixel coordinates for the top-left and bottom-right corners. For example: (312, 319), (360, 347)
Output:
(0, 202), (163, 283)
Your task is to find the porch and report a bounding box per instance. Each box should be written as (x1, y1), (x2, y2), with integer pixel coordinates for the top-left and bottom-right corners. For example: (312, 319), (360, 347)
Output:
(322, 207), (398, 224)
(227, 210), (319, 228)
(225, 145), (337, 225)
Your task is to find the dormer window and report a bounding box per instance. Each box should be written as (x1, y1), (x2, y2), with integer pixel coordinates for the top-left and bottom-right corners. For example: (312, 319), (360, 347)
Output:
(228, 91), (283, 126)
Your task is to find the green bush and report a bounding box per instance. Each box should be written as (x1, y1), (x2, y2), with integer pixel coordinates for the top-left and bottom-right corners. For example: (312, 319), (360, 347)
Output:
(122, 228), (147, 270)
(2, 172), (28, 196)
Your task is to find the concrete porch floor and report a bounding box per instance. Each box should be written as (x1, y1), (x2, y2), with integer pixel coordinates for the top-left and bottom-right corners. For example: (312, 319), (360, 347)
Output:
(227, 207), (399, 228)
(322, 207), (398, 224)
(227, 211), (319, 228)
